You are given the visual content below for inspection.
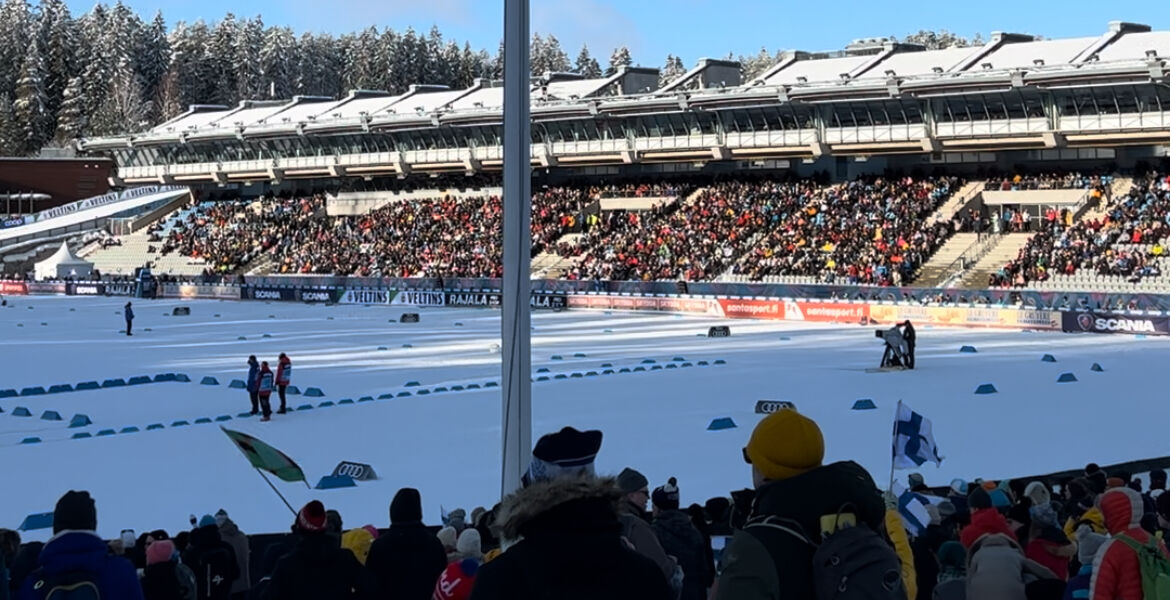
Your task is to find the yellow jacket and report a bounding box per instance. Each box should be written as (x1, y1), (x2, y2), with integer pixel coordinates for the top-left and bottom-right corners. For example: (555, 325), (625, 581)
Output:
(1064, 507), (1106, 538)
(885, 509), (918, 600)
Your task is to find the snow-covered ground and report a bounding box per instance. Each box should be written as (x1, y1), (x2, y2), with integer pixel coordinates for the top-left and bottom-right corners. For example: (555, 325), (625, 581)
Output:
(0, 294), (1164, 540)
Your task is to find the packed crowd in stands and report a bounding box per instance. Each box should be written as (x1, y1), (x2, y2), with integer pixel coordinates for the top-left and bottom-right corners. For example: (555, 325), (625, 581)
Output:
(733, 176), (959, 285)
(983, 170), (1113, 192)
(991, 173), (1170, 287)
(595, 182), (689, 199)
(3, 409), (1164, 600)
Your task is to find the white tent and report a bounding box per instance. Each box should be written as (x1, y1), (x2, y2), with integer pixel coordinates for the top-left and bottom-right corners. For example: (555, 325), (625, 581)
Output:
(34, 241), (93, 280)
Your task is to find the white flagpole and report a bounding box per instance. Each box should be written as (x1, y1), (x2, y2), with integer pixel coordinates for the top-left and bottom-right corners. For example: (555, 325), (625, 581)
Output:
(889, 399), (902, 492)
(500, 0), (533, 498)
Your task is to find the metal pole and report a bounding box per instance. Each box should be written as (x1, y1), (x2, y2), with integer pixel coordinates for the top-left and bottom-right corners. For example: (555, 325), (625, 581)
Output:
(500, 0), (532, 497)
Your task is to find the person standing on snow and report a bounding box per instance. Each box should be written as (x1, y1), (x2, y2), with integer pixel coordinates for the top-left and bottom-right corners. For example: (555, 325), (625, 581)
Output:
(125, 302), (135, 336)
(246, 356), (261, 416)
(275, 353), (292, 415)
(258, 362), (275, 422)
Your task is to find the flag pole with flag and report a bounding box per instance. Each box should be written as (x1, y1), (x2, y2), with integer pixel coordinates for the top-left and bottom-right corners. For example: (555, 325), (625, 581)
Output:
(890, 400), (944, 489)
(221, 427), (308, 514)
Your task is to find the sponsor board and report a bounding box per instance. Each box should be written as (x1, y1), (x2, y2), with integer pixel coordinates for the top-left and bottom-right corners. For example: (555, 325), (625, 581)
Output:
(330, 461), (378, 481)
(785, 301), (869, 323)
(531, 294), (567, 309)
(67, 283), (104, 296)
(445, 292), (501, 307)
(26, 282), (67, 295)
(298, 289), (335, 303)
(754, 400), (797, 414)
(170, 284), (243, 300)
(611, 296), (660, 311)
(869, 305), (1061, 331)
(0, 281), (28, 295)
(717, 298), (784, 320)
(340, 289), (394, 305)
(0, 216), (28, 229)
(103, 282), (136, 297)
(390, 290), (445, 307)
(247, 287), (296, 302)
(1062, 311), (1170, 335)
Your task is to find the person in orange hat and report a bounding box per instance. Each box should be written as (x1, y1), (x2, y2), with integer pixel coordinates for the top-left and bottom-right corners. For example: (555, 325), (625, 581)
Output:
(715, 408), (891, 600)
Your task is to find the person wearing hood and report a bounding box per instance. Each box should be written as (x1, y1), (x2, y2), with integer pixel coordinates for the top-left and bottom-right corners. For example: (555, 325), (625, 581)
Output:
(964, 532), (1057, 600)
(960, 488), (1017, 549)
(141, 539), (197, 600)
(1023, 503), (1073, 581)
(340, 527), (378, 566)
(714, 409), (890, 600)
(257, 362), (275, 422)
(650, 477), (711, 600)
(213, 510), (249, 599)
(17, 491), (143, 600)
(616, 467), (677, 584)
(182, 515), (239, 600)
(245, 356), (261, 416)
(1089, 486), (1170, 600)
(365, 488), (446, 600)
(1063, 526), (1106, 600)
(262, 501), (374, 600)
(468, 426), (671, 600)
(433, 530), (483, 600)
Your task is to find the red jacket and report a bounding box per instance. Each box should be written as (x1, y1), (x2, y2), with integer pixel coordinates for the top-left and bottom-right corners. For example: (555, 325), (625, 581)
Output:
(960, 508), (1017, 549)
(276, 356), (291, 386)
(1091, 487), (1170, 600)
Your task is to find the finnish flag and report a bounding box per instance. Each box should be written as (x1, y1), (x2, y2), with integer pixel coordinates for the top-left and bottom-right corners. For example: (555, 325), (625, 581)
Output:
(893, 402), (943, 469)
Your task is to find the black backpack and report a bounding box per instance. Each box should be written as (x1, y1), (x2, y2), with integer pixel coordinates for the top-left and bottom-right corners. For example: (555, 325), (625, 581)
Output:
(190, 546), (234, 600)
(745, 506), (906, 600)
(31, 569), (101, 600)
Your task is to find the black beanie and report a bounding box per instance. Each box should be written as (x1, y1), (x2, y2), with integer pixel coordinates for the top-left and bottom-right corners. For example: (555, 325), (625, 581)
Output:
(969, 487), (992, 511)
(652, 478), (680, 511)
(390, 488), (423, 524)
(54, 490), (97, 533)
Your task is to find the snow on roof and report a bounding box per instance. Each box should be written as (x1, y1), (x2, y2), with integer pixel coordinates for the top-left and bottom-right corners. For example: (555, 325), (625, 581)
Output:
(764, 54), (872, 85)
(258, 98), (341, 126)
(317, 93), (409, 120)
(207, 103), (287, 128)
(541, 77), (614, 100)
(854, 46), (981, 79)
(449, 87), (505, 111)
(402, 88), (472, 113)
(974, 36), (1099, 70)
(1094, 30), (1170, 62)
(153, 109), (233, 134)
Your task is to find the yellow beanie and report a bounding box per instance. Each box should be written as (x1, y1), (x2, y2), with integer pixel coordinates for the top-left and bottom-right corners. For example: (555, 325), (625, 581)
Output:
(746, 408), (824, 481)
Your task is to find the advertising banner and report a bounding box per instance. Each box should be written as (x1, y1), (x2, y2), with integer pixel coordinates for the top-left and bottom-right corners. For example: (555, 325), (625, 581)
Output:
(531, 293), (567, 310)
(103, 282), (136, 297)
(330, 461), (378, 481)
(445, 291), (501, 307)
(297, 288), (337, 303)
(870, 305), (1061, 330)
(27, 282), (67, 295)
(246, 286), (296, 301)
(390, 290), (444, 307)
(716, 298), (785, 320)
(0, 281), (28, 295)
(0, 216), (29, 229)
(610, 296), (660, 311)
(338, 289), (394, 305)
(67, 283), (105, 296)
(1061, 311), (1170, 335)
(785, 301), (869, 323)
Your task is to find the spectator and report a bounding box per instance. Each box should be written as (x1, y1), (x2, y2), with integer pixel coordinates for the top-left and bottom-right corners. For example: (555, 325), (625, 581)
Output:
(1024, 504), (1074, 580)
(262, 501), (375, 600)
(469, 426), (671, 600)
(365, 488), (446, 600)
(214, 510), (250, 600)
(961, 488), (1017, 549)
(0, 529), (18, 600)
(650, 477), (711, 600)
(616, 467), (677, 585)
(340, 527), (378, 566)
(964, 532), (1057, 600)
(141, 539), (196, 600)
(17, 491), (143, 600)
(183, 515), (239, 600)
(257, 361), (274, 422)
(433, 530), (483, 600)
(714, 408), (887, 599)
(275, 353), (291, 415)
(1089, 486), (1170, 600)
(1064, 526), (1105, 600)
(246, 356), (260, 416)
(437, 527), (458, 561)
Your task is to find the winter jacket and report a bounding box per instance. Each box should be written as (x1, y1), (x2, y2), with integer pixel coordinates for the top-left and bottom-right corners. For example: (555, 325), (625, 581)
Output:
(8, 541), (41, 594)
(258, 368), (275, 397)
(217, 518), (250, 595)
(1090, 487), (1170, 600)
(276, 357), (291, 386)
(1, 551), (9, 600)
(885, 509), (918, 600)
(341, 529), (375, 566)
(125, 306), (134, 320)
(468, 476), (672, 600)
(141, 560), (196, 600)
(960, 508), (1017, 549)
(715, 461), (886, 600)
(651, 510), (711, 600)
(965, 533), (1055, 600)
(619, 500), (676, 584)
(1024, 536), (1071, 581)
(1063, 507), (1106, 538)
(182, 524), (239, 600)
(262, 532), (375, 600)
(246, 359), (261, 393)
(16, 531), (144, 600)
(1063, 563), (1091, 600)
(365, 489), (447, 600)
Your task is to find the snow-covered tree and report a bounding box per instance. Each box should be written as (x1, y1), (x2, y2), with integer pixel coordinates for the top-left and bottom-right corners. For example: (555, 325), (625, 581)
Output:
(659, 55), (686, 88)
(207, 14), (240, 105)
(0, 92), (20, 155)
(14, 35), (51, 153)
(739, 47), (779, 82)
(607, 46), (632, 76)
(235, 15), (264, 100)
(168, 20), (213, 107)
(900, 29), (973, 50)
(261, 25), (295, 99)
(136, 11), (169, 117)
(543, 35), (570, 73)
(374, 28), (399, 92)
(53, 74), (84, 144)
(36, 0), (75, 117)
(575, 45), (601, 78)
(0, 0), (33, 100)
(91, 64), (149, 135)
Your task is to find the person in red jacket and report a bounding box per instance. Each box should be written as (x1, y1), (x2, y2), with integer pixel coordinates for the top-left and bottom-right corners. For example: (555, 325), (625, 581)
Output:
(1090, 486), (1170, 600)
(960, 487), (1017, 549)
(275, 353), (291, 415)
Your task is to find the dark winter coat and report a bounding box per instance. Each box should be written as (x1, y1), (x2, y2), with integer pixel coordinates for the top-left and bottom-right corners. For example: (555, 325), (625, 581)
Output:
(182, 525), (239, 600)
(262, 533), (375, 600)
(652, 510), (711, 600)
(365, 489), (446, 600)
(715, 461), (886, 600)
(125, 305), (135, 321)
(246, 359), (261, 393)
(217, 518), (250, 595)
(468, 476), (672, 600)
(8, 541), (41, 594)
(141, 560), (196, 600)
(16, 531), (144, 600)
(619, 499), (676, 583)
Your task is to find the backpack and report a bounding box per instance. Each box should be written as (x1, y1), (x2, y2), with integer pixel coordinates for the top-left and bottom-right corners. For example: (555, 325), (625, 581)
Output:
(1114, 534), (1170, 600)
(746, 506), (906, 600)
(31, 569), (100, 600)
(191, 546), (234, 600)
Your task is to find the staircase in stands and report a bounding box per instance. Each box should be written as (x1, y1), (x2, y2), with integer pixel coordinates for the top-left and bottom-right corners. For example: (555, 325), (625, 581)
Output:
(955, 233), (1035, 289)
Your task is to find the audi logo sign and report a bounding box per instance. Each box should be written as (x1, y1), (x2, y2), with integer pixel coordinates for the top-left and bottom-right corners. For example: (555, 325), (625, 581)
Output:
(331, 461), (378, 481)
(754, 400), (797, 415)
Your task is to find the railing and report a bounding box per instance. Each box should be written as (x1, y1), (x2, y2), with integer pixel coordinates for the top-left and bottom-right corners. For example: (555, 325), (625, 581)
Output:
(938, 231), (1009, 289)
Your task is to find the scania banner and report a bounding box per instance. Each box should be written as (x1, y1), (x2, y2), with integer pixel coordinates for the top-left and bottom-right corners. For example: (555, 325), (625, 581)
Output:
(298, 288), (337, 303)
(67, 283), (105, 296)
(246, 287), (297, 301)
(1062, 311), (1170, 336)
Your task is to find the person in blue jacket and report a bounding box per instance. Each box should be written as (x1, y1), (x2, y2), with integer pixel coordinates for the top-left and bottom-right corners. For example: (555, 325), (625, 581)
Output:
(246, 356), (261, 415)
(18, 490), (144, 600)
(124, 302), (134, 336)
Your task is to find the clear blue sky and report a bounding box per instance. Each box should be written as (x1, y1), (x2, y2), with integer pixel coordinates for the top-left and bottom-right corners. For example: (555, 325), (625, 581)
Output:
(66, 0), (1170, 66)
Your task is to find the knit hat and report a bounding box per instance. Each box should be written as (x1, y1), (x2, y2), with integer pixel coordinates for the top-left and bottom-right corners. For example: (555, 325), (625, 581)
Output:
(1030, 503), (1058, 528)
(436, 526), (457, 551)
(145, 540), (175, 566)
(326, 510), (343, 534)
(1106, 477), (1126, 489)
(214, 509), (228, 527)
(652, 477), (681, 511)
(908, 473), (925, 490)
(1076, 525), (1108, 564)
(1024, 481), (1051, 508)
(1087, 471), (1108, 494)
(53, 490), (97, 534)
(444, 508), (467, 532)
(456, 528), (482, 558)
(617, 467), (649, 494)
(744, 408), (824, 481)
(390, 488), (423, 524)
(361, 524), (379, 539)
(937, 500), (956, 521)
(470, 507), (486, 529)
(434, 560), (479, 600)
(1152, 469), (1167, 489)
(296, 500), (327, 533)
(969, 487), (992, 510)
(989, 489), (1011, 509)
(197, 514), (216, 528)
(525, 427), (603, 485)
(949, 479), (968, 495)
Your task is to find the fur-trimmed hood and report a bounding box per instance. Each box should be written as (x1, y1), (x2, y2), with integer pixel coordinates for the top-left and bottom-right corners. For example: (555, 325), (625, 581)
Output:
(493, 476), (622, 543)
